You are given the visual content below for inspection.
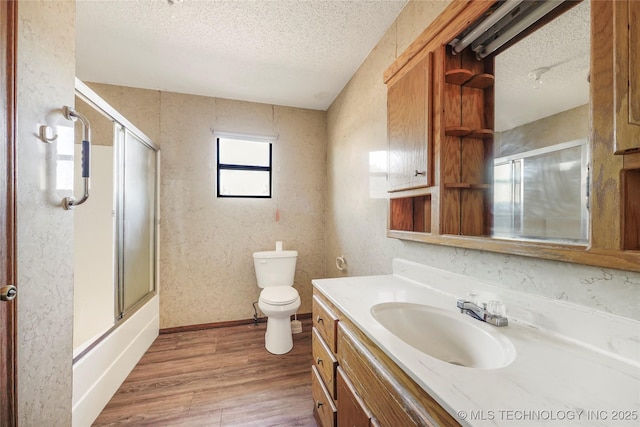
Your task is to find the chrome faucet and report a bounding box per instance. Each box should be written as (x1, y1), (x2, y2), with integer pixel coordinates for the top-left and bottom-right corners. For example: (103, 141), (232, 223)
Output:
(456, 299), (508, 327)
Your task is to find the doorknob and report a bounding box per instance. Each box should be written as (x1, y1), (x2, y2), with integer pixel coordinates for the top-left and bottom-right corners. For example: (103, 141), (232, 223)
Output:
(0, 285), (17, 301)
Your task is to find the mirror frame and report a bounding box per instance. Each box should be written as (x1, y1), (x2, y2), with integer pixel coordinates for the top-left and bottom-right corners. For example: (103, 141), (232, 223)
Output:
(384, 0), (640, 273)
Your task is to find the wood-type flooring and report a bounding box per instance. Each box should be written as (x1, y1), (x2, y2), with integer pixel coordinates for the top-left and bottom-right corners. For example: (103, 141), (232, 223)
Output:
(93, 318), (316, 426)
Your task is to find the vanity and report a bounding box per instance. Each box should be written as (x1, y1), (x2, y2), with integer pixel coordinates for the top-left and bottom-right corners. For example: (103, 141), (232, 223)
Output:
(311, 259), (639, 427)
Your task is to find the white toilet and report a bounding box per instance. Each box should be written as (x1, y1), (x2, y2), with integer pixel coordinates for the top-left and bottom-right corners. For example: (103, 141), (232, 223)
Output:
(253, 249), (301, 354)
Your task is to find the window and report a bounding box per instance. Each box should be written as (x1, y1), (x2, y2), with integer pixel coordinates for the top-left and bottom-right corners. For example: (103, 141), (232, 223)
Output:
(216, 136), (272, 198)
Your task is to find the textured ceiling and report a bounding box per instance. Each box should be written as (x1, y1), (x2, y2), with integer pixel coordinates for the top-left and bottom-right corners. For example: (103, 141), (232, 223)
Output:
(494, 0), (590, 131)
(76, 0), (408, 111)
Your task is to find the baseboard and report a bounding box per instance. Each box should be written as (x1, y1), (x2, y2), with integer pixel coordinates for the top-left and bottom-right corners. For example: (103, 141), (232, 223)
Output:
(160, 312), (312, 334)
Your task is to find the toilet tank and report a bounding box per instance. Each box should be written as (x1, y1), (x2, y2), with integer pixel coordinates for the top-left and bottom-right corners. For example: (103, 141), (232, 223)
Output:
(253, 250), (298, 288)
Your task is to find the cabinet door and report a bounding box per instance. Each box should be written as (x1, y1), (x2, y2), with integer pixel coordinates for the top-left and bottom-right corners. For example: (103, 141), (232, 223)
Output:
(387, 52), (432, 191)
(613, 0), (640, 153)
(337, 367), (372, 427)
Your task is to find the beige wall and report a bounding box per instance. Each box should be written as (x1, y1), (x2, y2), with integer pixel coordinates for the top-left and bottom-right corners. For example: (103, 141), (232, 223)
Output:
(326, 0), (640, 320)
(495, 104), (589, 157)
(17, 1), (76, 424)
(86, 84), (327, 328)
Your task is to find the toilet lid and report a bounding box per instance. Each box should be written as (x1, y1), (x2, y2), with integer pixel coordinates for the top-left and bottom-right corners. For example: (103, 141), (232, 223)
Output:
(260, 287), (299, 305)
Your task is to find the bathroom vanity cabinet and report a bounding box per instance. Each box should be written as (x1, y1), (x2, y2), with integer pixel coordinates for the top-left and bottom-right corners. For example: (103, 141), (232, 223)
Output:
(385, 0), (640, 272)
(311, 291), (458, 427)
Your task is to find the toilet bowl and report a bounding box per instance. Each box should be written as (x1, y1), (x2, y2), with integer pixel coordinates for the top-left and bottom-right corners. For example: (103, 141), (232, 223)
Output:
(258, 287), (301, 354)
(253, 250), (300, 354)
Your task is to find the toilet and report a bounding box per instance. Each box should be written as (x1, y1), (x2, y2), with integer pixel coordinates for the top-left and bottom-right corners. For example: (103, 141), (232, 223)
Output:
(253, 249), (301, 354)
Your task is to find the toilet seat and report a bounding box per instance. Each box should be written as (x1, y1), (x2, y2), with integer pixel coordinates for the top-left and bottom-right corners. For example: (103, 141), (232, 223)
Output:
(260, 286), (299, 306)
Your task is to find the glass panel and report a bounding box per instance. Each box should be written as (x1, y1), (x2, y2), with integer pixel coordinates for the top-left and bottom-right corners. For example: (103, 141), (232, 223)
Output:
(493, 162), (515, 236)
(493, 142), (588, 243)
(521, 146), (586, 241)
(73, 96), (117, 357)
(219, 169), (270, 197)
(122, 130), (156, 312)
(218, 138), (270, 166)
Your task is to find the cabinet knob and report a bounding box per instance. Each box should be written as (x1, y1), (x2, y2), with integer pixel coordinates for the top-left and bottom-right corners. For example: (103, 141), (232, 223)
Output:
(316, 401), (323, 409)
(316, 315), (323, 324)
(414, 170), (426, 177)
(316, 357), (323, 365)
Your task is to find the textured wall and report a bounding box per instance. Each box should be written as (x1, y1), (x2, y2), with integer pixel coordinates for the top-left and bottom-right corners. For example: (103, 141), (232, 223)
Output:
(17, 1), (76, 425)
(84, 84), (327, 328)
(326, 0), (640, 320)
(159, 93), (326, 327)
(85, 83), (161, 145)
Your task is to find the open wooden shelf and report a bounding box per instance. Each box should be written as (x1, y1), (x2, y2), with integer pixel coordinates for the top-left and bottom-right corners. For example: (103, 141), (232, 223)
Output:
(444, 126), (471, 137)
(444, 127), (493, 139)
(464, 73), (494, 89)
(444, 68), (473, 85)
(445, 69), (494, 89)
(444, 183), (490, 189)
(468, 128), (494, 139)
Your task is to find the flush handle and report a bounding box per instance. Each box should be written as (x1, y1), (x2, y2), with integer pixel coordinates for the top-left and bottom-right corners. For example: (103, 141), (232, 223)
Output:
(0, 285), (17, 302)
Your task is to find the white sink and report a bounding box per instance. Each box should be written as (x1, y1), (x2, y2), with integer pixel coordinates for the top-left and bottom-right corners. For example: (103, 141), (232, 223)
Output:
(370, 302), (516, 369)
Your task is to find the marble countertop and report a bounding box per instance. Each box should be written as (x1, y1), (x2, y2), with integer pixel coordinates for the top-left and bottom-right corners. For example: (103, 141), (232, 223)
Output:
(312, 261), (640, 427)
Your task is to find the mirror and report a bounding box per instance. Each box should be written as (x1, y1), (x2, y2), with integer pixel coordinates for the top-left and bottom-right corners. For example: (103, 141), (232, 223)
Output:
(491, 0), (590, 244)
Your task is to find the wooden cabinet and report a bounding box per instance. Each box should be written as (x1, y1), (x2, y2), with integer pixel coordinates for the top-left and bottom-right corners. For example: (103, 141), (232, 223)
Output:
(337, 367), (375, 427)
(312, 294), (340, 427)
(612, 0), (640, 154)
(440, 47), (494, 236)
(383, 0), (640, 273)
(312, 290), (455, 427)
(387, 52), (432, 192)
(338, 322), (458, 427)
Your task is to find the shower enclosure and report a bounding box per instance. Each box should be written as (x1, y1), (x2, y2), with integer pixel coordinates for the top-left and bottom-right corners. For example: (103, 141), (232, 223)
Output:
(70, 79), (160, 426)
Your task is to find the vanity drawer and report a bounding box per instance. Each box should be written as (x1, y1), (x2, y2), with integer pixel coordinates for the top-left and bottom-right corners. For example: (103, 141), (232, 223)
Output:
(312, 365), (337, 427)
(312, 327), (338, 399)
(313, 294), (339, 353)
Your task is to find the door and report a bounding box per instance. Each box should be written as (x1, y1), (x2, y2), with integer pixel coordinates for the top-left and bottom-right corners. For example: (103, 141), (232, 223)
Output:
(1, 1), (18, 425)
(387, 51), (432, 192)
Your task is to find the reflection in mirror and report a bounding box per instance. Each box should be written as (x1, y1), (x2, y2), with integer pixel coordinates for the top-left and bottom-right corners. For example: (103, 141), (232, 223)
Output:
(493, 138), (588, 242)
(492, 0), (590, 244)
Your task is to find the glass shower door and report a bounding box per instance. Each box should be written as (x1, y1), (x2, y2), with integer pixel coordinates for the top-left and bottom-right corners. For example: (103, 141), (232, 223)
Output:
(117, 127), (157, 317)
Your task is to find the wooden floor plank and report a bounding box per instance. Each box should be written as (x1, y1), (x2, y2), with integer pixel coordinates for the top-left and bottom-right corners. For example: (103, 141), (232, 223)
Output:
(93, 319), (316, 427)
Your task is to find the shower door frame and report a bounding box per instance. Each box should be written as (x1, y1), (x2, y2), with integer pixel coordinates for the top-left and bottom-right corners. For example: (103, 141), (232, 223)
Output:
(72, 78), (160, 363)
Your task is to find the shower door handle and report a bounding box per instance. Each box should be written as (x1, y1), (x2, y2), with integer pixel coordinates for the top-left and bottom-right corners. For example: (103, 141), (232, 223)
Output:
(0, 285), (17, 302)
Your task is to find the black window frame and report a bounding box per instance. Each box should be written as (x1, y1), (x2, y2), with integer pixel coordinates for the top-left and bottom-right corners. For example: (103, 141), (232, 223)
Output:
(216, 137), (273, 198)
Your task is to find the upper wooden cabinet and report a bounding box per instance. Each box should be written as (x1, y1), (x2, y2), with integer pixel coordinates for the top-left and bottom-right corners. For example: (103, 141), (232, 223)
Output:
(384, 0), (640, 272)
(387, 52), (432, 191)
(612, 0), (640, 154)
